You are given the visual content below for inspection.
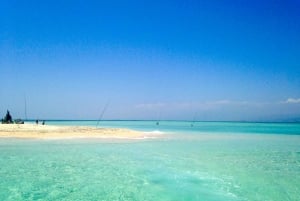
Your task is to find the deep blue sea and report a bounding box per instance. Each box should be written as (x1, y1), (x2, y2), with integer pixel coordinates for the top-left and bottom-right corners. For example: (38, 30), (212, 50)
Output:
(0, 121), (299, 201)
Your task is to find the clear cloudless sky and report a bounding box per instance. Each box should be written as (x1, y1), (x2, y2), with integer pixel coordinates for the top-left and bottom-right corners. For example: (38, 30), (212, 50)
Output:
(1, 0), (300, 121)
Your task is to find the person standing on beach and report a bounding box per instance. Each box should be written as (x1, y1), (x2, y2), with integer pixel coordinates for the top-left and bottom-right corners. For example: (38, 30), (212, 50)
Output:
(36, 120), (39, 124)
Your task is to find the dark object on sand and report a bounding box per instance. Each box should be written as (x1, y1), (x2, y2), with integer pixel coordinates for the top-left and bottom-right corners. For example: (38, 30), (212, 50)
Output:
(14, 119), (24, 124)
(36, 120), (39, 124)
(42, 120), (45, 125)
(2, 110), (13, 124)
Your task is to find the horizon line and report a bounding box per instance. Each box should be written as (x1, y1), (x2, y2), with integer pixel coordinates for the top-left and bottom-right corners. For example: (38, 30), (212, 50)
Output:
(23, 119), (300, 124)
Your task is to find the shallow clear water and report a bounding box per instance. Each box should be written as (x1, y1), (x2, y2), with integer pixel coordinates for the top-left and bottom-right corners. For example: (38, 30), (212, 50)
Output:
(41, 120), (300, 135)
(1, 121), (300, 200)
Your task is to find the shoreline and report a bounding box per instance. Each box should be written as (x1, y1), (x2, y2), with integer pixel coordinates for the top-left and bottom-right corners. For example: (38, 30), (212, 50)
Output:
(0, 124), (145, 139)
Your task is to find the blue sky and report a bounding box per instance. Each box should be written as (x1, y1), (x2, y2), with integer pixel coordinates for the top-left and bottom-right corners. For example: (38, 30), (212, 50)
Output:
(1, 0), (300, 121)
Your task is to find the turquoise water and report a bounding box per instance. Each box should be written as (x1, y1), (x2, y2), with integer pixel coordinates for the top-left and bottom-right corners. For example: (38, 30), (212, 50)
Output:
(1, 121), (300, 201)
(44, 120), (300, 135)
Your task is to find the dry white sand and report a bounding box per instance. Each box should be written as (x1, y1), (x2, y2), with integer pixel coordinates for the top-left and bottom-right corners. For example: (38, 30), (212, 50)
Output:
(0, 124), (144, 139)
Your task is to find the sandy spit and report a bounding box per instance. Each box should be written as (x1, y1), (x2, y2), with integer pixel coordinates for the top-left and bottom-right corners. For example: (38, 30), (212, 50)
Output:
(0, 124), (144, 139)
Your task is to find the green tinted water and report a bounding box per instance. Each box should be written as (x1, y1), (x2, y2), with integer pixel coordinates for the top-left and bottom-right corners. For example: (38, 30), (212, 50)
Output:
(0, 122), (300, 200)
(44, 120), (300, 135)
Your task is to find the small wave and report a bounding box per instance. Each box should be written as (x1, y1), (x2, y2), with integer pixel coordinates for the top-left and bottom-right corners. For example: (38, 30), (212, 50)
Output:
(143, 130), (166, 135)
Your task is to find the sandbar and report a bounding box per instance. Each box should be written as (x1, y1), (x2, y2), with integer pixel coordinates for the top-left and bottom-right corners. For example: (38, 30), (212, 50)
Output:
(0, 124), (144, 139)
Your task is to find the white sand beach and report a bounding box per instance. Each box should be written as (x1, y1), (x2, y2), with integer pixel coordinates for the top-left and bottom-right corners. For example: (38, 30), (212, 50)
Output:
(0, 124), (144, 139)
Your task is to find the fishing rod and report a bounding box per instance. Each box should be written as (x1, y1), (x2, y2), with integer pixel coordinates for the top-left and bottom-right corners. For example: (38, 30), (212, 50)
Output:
(191, 112), (197, 127)
(96, 101), (110, 128)
(156, 110), (161, 126)
(24, 94), (28, 121)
